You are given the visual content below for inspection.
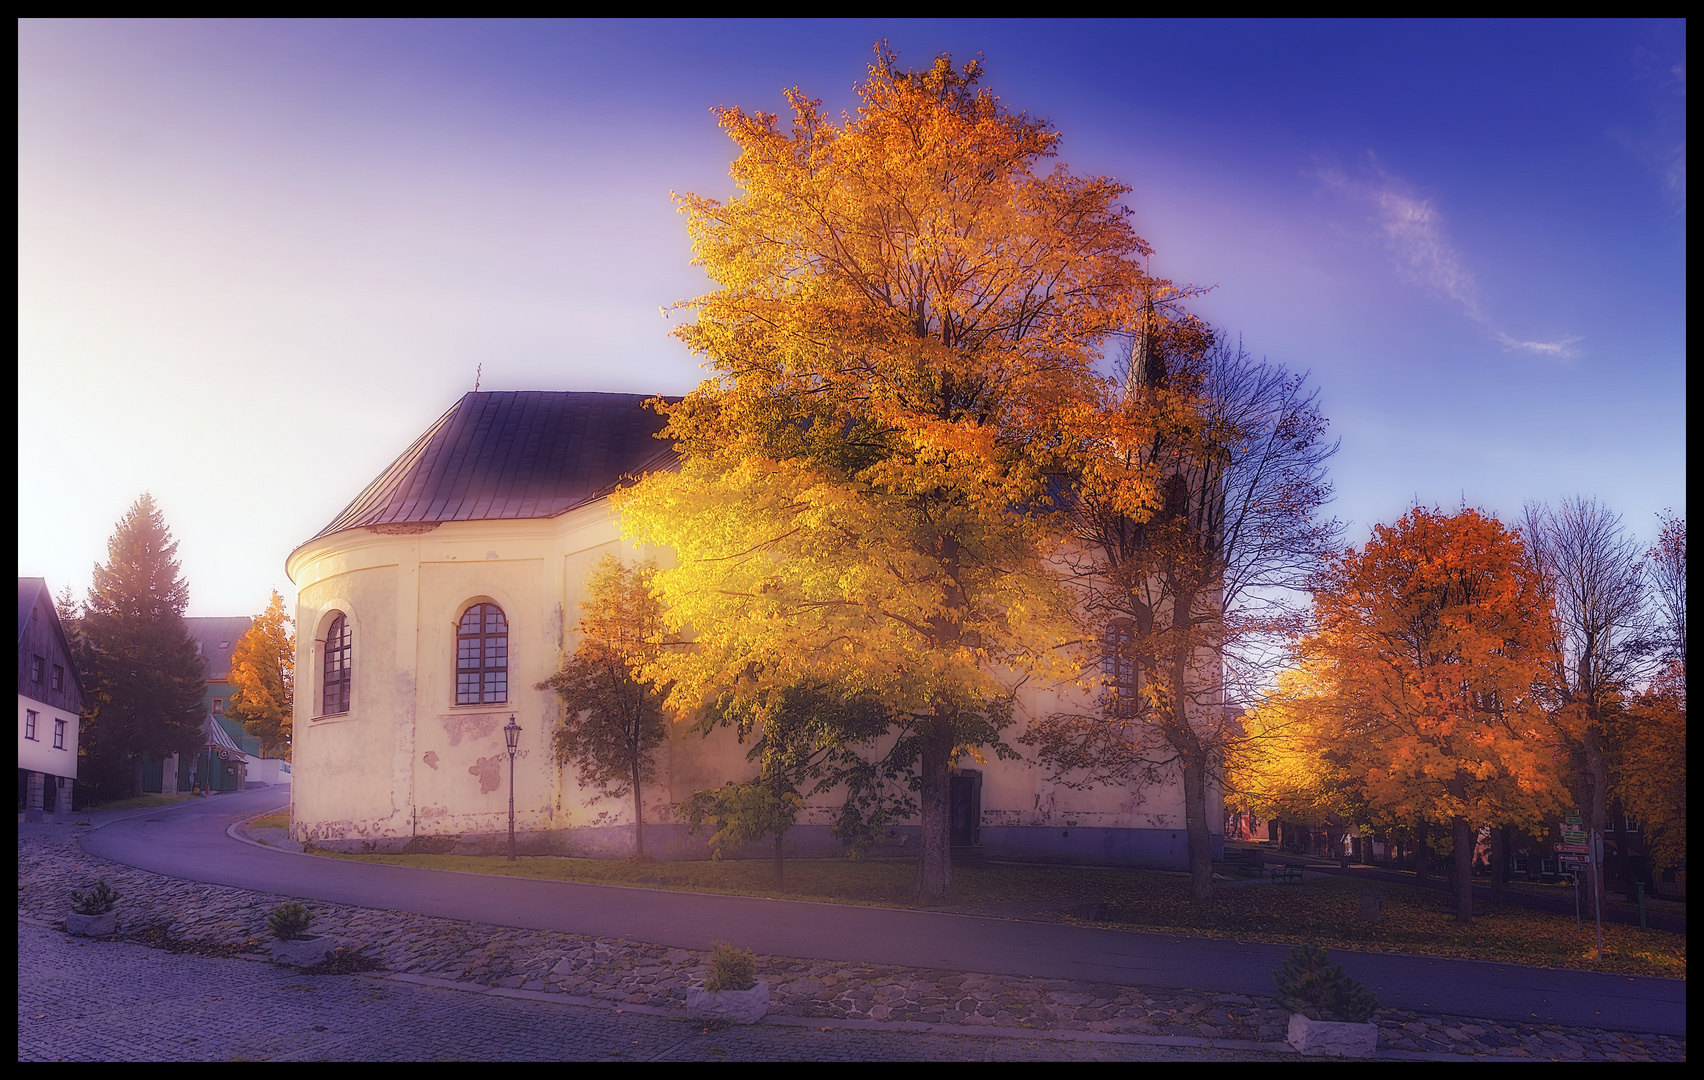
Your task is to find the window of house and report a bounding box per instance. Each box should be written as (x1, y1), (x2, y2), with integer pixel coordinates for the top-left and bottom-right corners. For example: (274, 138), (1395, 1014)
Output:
(51, 665), (64, 692)
(53, 719), (65, 749)
(322, 613), (351, 716)
(456, 603), (509, 705)
(25, 710), (37, 740)
(212, 698), (224, 716)
(1099, 603), (1150, 720)
(1101, 621), (1139, 718)
(32, 655), (44, 682)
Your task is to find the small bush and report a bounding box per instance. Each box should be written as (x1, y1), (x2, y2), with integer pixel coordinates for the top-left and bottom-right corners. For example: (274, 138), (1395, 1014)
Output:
(266, 903), (316, 941)
(704, 942), (757, 993)
(71, 880), (119, 915)
(1274, 943), (1379, 1023)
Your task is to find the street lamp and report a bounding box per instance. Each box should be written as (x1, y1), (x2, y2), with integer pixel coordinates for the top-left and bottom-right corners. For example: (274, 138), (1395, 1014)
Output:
(504, 714), (522, 862)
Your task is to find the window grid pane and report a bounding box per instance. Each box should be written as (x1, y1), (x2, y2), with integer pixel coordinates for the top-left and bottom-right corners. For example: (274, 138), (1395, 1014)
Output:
(323, 614), (351, 715)
(456, 603), (509, 705)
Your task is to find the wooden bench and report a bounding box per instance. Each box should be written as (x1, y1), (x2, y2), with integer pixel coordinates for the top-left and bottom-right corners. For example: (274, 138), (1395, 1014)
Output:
(1270, 865), (1304, 884)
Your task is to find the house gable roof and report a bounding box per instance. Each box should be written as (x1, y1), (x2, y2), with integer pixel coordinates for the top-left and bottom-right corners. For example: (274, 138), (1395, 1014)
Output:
(307, 391), (679, 544)
(18, 577), (87, 707)
(185, 617), (254, 682)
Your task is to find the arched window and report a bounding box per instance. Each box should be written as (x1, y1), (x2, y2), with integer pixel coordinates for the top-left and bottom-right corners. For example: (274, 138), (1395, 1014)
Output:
(1101, 603), (1151, 720)
(457, 603), (508, 705)
(322, 613), (351, 716)
(1102, 622), (1139, 718)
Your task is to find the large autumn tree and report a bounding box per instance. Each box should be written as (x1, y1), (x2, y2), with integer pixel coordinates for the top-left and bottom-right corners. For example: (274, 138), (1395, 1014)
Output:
(1024, 326), (1343, 902)
(615, 48), (1171, 900)
(538, 556), (672, 859)
(227, 590), (295, 760)
(1305, 507), (1568, 923)
(1613, 513), (1684, 872)
(78, 494), (208, 800)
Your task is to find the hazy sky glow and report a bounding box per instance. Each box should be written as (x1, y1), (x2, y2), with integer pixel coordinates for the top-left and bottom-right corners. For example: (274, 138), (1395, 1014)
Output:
(20, 19), (1686, 620)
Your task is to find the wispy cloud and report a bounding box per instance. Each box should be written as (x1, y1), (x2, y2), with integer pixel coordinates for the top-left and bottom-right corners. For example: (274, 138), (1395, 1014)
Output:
(1616, 44), (1686, 216)
(1315, 160), (1581, 359)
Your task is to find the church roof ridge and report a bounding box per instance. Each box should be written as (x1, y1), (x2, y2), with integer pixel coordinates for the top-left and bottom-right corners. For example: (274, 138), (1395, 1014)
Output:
(303, 390), (679, 545)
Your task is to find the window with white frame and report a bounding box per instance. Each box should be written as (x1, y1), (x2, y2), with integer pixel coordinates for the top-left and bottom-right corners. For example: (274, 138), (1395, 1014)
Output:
(456, 603), (509, 705)
(25, 710), (38, 740)
(322, 612), (351, 715)
(53, 719), (65, 749)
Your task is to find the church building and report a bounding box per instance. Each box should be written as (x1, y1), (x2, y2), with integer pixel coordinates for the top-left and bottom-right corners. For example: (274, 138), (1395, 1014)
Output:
(286, 391), (1221, 867)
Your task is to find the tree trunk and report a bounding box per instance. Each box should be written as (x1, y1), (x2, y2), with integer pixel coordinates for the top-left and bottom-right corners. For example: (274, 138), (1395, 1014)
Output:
(917, 711), (954, 903)
(631, 761), (645, 860)
(1489, 824), (1507, 905)
(1573, 723), (1610, 930)
(1452, 815), (1475, 924)
(1414, 820), (1430, 889)
(1181, 743), (1213, 903)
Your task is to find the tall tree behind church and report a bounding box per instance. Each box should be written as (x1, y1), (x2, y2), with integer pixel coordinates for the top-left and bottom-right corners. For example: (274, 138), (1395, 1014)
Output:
(228, 590), (295, 760)
(79, 494), (207, 800)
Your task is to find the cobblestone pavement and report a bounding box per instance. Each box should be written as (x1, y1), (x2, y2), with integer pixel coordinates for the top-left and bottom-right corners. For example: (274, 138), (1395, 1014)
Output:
(18, 823), (1686, 1061)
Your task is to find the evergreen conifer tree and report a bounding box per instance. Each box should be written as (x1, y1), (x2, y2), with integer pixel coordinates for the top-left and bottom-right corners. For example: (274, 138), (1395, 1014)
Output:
(80, 494), (207, 800)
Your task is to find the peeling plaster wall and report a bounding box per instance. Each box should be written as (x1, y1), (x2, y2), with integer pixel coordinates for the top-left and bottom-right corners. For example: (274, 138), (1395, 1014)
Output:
(291, 561), (400, 834)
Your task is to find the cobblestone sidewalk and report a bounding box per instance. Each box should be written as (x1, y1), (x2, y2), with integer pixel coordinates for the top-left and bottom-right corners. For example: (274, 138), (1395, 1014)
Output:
(18, 823), (1685, 1061)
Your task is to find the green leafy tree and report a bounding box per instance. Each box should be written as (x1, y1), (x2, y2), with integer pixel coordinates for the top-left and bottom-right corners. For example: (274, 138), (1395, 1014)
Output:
(79, 494), (207, 800)
(537, 556), (672, 859)
(685, 682), (901, 887)
(228, 590), (295, 760)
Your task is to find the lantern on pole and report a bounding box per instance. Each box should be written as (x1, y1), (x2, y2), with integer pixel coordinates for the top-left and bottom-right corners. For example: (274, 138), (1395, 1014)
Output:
(504, 714), (521, 862)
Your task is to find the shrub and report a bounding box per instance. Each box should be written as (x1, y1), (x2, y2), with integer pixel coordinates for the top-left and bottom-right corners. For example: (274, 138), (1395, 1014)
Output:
(1274, 943), (1379, 1023)
(266, 902), (316, 941)
(71, 880), (119, 915)
(704, 942), (757, 993)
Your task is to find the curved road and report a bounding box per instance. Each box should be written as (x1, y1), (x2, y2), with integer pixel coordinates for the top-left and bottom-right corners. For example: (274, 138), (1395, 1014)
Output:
(81, 788), (1684, 1037)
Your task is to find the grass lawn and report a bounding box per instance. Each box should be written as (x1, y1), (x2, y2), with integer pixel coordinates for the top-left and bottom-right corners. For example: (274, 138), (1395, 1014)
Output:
(308, 849), (1684, 979)
(248, 810), (290, 830)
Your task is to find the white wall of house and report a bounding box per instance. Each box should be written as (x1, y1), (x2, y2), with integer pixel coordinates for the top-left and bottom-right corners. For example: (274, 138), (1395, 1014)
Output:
(19, 693), (78, 780)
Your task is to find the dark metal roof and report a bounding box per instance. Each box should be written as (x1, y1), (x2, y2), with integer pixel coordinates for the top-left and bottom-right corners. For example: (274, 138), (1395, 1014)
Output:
(185, 617), (254, 682)
(308, 391), (679, 543)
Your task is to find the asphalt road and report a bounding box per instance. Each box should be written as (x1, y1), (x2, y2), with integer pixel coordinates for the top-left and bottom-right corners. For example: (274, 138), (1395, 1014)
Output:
(79, 788), (1685, 1037)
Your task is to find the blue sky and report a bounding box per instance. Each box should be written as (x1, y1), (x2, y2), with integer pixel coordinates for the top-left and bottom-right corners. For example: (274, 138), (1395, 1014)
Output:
(19, 19), (1686, 620)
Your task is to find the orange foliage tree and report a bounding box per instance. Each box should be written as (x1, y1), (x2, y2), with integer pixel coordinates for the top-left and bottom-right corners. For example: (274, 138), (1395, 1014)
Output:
(615, 47), (1172, 900)
(1303, 507), (1569, 923)
(227, 590), (295, 760)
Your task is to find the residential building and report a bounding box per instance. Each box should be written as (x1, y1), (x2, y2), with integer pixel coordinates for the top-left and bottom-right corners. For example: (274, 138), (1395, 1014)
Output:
(18, 578), (83, 819)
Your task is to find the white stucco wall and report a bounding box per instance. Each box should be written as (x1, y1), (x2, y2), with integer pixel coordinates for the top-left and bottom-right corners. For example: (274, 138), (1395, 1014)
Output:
(19, 693), (78, 779)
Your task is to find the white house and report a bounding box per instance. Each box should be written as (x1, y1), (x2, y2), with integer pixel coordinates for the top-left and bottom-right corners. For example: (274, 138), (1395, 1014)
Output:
(18, 578), (82, 820)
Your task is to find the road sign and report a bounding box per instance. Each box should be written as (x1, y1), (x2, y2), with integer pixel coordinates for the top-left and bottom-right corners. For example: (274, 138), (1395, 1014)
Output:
(1556, 843), (1589, 854)
(1560, 816), (1587, 846)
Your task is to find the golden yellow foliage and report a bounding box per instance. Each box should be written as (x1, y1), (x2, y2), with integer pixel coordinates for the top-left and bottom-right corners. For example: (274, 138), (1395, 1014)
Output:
(617, 47), (1180, 900)
(227, 590), (295, 760)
